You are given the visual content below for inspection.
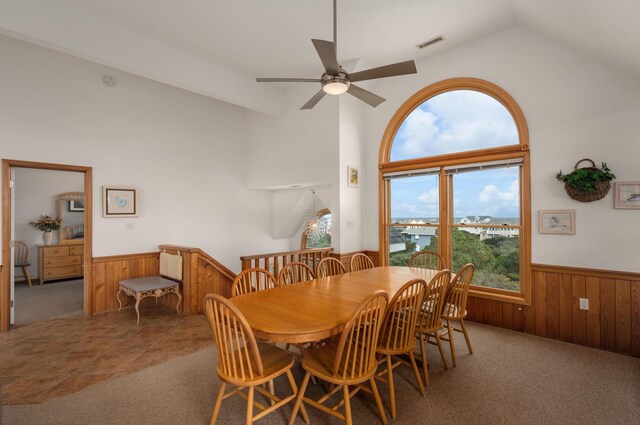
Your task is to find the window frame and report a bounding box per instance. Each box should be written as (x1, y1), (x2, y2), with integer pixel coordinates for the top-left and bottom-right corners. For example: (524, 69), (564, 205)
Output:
(378, 78), (532, 305)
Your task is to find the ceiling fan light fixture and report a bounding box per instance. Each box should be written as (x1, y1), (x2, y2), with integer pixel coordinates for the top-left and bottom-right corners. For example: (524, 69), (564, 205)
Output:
(321, 73), (350, 95)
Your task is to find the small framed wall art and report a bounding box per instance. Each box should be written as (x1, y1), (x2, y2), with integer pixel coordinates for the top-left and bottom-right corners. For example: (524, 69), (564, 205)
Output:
(347, 166), (359, 188)
(614, 181), (640, 209)
(103, 186), (138, 217)
(538, 210), (575, 235)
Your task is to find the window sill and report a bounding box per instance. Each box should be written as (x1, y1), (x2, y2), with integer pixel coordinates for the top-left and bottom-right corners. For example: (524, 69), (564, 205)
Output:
(468, 287), (530, 306)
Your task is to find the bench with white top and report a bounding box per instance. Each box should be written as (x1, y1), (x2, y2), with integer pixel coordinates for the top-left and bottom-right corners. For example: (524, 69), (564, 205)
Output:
(116, 251), (183, 324)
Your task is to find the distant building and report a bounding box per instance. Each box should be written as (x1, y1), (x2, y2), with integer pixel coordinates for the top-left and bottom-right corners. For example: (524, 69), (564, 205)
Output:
(401, 226), (437, 251)
(389, 226), (406, 253)
(458, 216), (519, 240)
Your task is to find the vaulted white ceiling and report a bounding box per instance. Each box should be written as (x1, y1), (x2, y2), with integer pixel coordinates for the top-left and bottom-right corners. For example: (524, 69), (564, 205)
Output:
(0, 0), (637, 114)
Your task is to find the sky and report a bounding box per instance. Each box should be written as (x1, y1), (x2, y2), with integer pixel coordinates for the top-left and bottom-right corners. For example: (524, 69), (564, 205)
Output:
(390, 90), (521, 219)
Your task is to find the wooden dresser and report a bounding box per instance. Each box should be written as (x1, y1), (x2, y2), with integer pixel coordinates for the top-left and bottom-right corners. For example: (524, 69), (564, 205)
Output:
(37, 242), (84, 284)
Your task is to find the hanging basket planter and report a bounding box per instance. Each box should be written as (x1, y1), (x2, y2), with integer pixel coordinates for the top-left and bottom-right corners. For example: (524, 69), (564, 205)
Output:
(556, 159), (615, 202)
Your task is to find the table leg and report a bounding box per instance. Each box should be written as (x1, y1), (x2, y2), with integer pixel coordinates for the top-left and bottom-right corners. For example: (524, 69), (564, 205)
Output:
(116, 287), (124, 311)
(134, 293), (142, 325)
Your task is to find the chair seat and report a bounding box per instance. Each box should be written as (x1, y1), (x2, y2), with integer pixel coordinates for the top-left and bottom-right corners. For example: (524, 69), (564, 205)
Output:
(119, 276), (177, 291)
(219, 342), (294, 386)
(442, 303), (467, 320)
(15, 261), (30, 267)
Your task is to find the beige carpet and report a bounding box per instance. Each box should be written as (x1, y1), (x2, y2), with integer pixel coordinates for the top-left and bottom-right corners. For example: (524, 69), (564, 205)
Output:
(13, 279), (83, 326)
(2, 322), (639, 425)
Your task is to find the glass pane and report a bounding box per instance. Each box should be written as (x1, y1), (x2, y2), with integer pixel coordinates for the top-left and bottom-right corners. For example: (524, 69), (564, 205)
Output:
(451, 227), (520, 291)
(451, 166), (520, 291)
(390, 90), (518, 161)
(452, 167), (520, 224)
(388, 226), (439, 266)
(306, 214), (331, 248)
(388, 173), (440, 266)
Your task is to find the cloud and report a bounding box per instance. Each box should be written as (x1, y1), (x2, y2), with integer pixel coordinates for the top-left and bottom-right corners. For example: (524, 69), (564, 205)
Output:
(474, 179), (520, 216)
(391, 90), (518, 160)
(418, 188), (439, 203)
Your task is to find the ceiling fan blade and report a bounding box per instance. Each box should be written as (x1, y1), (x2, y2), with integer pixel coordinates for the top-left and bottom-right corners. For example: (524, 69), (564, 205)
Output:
(300, 90), (327, 110)
(349, 60), (417, 82)
(312, 39), (340, 75)
(347, 84), (385, 107)
(256, 78), (321, 83)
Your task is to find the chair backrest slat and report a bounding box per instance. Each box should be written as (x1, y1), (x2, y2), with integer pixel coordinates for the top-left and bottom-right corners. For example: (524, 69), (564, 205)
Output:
(408, 250), (446, 270)
(349, 253), (374, 272)
(231, 268), (278, 297)
(417, 270), (451, 330)
(315, 257), (346, 278)
(379, 278), (428, 352)
(444, 263), (475, 318)
(332, 291), (388, 380)
(278, 262), (314, 285)
(204, 294), (263, 380)
(13, 241), (28, 264)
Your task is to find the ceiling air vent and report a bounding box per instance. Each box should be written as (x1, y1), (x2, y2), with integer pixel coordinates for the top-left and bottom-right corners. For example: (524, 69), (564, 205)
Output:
(416, 35), (445, 49)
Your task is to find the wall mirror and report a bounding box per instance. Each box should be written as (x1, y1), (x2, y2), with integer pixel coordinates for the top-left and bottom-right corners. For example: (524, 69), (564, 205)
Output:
(57, 192), (84, 243)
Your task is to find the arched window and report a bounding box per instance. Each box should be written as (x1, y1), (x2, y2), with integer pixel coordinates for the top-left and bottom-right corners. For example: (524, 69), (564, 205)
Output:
(300, 209), (332, 249)
(379, 78), (531, 304)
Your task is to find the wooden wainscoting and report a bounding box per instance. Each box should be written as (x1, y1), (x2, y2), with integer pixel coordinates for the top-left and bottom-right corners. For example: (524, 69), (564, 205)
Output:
(92, 252), (160, 314)
(158, 245), (235, 314)
(466, 264), (640, 357)
(91, 245), (236, 316)
(330, 250), (380, 271)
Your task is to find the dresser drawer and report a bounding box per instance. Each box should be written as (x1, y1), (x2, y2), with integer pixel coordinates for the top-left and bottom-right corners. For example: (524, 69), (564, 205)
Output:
(69, 245), (83, 256)
(43, 246), (69, 257)
(44, 255), (82, 268)
(43, 265), (82, 279)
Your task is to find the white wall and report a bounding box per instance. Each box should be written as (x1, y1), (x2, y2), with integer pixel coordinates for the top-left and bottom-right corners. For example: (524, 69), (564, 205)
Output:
(362, 26), (640, 272)
(0, 35), (289, 272)
(13, 168), (84, 279)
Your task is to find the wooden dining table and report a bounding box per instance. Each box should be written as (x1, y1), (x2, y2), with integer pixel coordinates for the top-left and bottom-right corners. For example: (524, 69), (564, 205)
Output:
(230, 266), (440, 344)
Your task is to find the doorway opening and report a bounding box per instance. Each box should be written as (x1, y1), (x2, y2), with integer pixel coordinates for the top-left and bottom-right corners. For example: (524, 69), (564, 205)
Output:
(1, 159), (93, 331)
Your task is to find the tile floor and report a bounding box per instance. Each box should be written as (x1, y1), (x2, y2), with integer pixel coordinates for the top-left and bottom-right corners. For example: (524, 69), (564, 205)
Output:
(0, 304), (213, 404)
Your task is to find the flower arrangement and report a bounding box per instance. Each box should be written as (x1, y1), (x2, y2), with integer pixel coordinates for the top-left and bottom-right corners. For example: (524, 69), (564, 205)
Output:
(29, 215), (62, 232)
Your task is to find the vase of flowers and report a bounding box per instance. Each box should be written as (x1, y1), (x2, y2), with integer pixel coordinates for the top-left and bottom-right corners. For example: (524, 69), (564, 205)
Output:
(29, 215), (62, 245)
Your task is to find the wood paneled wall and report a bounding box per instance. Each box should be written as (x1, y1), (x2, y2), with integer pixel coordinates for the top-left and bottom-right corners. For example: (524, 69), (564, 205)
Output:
(466, 264), (640, 357)
(91, 245), (236, 316)
(92, 252), (160, 314)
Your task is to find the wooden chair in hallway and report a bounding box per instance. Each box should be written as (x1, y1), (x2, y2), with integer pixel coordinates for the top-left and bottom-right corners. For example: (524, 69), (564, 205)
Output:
(349, 253), (374, 272)
(415, 269), (452, 386)
(408, 250), (446, 270)
(375, 278), (428, 420)
(203, 294), (309, 425)
(315, 257), (346, 278)
(231, 268), (278, 297)
(288, 291), (389, 425)
(278, 262), (314, 285)
(13, 241), (32, 287)
(441, 263), (475, 367)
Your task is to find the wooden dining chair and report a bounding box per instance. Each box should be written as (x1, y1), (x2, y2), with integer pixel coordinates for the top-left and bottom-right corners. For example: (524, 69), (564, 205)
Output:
(231, 268), (278, 297)
(288, 291), (389, 425)
(375, 278), (428, 420)
(408, 250), (446, 270)
(441, 263), (475, 367)
(203, 294), (309, 425)
(13, 241), (32, 287)
(415, 269), (451, 386)
(349, 253), (374, 272)
(278, 262), (314, 285)
(315, 257), (346, 278)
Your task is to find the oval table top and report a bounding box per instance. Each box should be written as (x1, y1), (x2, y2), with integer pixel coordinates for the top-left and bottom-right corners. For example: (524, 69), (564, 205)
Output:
(230, 266), (440, 344)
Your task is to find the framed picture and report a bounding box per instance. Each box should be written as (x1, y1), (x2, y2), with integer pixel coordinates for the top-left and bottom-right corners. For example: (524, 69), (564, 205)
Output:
(538, 210), (575, 235)
(614, 181), (640, 209)
(69, 200), (84, 212)
(347, 166), (359, 188)
(103, 186), (138, 217)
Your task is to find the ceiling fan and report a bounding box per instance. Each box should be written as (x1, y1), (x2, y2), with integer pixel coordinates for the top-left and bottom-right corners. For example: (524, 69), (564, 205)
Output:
(256, 0), (417, 110)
